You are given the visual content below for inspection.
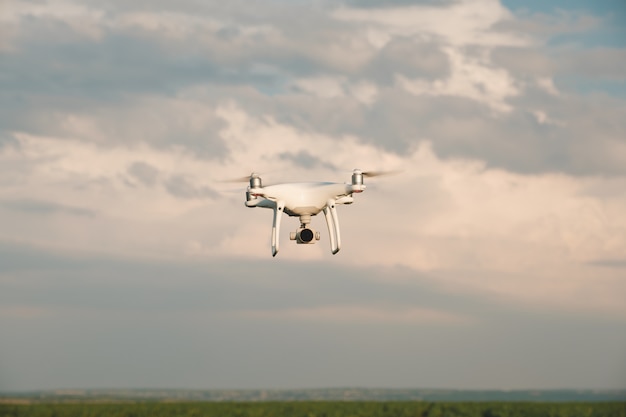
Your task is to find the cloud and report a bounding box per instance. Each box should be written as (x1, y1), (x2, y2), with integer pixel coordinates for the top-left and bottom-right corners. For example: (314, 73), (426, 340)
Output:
(238, 305), (472, 325)
(0, 199), (95, 217)
(0, 306), (50, 319)
(333, 0), (527, 47)
(2, 0), (626, 392)
(278, 150), (336, 170)
(364, 37), (451, 84)
(1, 242), (625, 391)
(0, 242), (476, 317)
(556, 47), (626, 80)
(127, 161), (159, 187)
(344, 0), (459, 9)
(3, 108), (625, 318)
(129, 159), (221, 200)
(491, 46), (555, 77)
(588, 259), (626, 269)
(4, 0), (625, 175)
(3, 96), (626, 314)
(164, 175), (219, 200)
(494, 8), (600, 40)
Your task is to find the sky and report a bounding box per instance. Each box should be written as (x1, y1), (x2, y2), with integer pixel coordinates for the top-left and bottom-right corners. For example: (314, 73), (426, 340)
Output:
(0, 0), (625, 392)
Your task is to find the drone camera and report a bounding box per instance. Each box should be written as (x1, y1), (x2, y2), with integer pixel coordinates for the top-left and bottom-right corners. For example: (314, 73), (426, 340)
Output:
(290, 227), (321, 244)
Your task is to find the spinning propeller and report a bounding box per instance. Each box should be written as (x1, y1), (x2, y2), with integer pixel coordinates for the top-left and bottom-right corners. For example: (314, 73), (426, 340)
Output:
(221, 172), (262, 183)
(360, 170), (400, 178)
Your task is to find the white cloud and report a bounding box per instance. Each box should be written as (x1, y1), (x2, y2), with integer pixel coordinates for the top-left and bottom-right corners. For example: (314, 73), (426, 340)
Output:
(334, 0), (527, 112)
(115, 11), (223, 40)
(333, 0), (529, 48)
(290, 76), (379, 105)
(398, 47), (520, 112)
(0, 0), (624, 327)
(334, 143), (626, 315)
(3, 102), (626, 317)
(291, 76), (347, 99)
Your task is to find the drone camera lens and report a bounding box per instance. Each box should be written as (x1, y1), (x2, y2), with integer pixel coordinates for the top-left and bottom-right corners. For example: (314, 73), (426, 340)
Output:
(299, 228), (314, 242)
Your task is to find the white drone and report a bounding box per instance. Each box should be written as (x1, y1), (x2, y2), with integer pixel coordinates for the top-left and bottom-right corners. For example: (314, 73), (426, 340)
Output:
(238, 169), (387, 257)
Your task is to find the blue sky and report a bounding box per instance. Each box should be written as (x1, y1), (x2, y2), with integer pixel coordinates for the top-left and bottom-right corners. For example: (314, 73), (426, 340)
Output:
(1, 0), (625, 391)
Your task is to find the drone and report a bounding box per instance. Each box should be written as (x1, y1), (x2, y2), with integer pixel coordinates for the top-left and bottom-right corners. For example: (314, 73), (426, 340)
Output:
(238, 169), (387, 257)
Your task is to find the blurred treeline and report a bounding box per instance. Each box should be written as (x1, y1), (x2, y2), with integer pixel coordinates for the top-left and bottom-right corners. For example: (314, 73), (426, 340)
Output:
(0, 401), (625, 417)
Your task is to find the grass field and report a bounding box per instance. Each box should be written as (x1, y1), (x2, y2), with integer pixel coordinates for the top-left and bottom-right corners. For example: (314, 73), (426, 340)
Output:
(1, 401), (625, 417)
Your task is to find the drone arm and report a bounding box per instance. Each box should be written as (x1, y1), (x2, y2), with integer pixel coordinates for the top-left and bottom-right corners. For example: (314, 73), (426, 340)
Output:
(271, 200), (285, 257)
(335, 195), (354, 205)
(323, 199), (341, 255)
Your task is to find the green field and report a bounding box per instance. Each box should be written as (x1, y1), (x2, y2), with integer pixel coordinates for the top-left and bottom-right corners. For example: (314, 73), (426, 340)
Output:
(1, 401), (625, 417)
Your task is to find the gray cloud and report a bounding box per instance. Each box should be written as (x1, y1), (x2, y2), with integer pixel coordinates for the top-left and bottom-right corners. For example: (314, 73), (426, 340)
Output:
(220, 80), (626, 175)
(127, 161), (160, 187)
(0, 133), (19, 149)
(126, 162), (220, 199)
(588, 259), (626, 269)
(0, 199), (95, 217)
(493, 46), (626, 81)
(2, 0), (448, 101)
(491, 47), (555, 77)
(164, 175), (219, 199)
(493, 9), (600, 39)
(364, 37), (450, 84)
(343, 0), (458, 8)
(0, 242), (484, 321)
(1, 243), (625, 390)
(278, 150), (337, 170)
(556, 47), (626, 81)
(4, 0), (625, 177)
(0, 242), (619, 325)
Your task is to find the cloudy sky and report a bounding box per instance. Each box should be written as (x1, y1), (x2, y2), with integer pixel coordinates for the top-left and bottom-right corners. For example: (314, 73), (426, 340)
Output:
(1, 0), (625, 391)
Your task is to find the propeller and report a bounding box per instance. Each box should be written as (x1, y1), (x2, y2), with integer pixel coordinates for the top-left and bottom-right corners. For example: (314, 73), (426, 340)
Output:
(357, 169), (402, 178)
(220, 172), (261, 183)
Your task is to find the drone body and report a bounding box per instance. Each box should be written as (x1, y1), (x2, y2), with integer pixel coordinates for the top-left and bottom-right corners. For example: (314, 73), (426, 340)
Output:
(244, 169), (371, 256)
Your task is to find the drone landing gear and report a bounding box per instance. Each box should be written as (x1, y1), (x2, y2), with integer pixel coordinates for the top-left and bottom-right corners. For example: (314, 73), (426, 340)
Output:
(322, 199), (341, 255)
(271, 208), (341, 257)
(270, 200), (285, 257)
